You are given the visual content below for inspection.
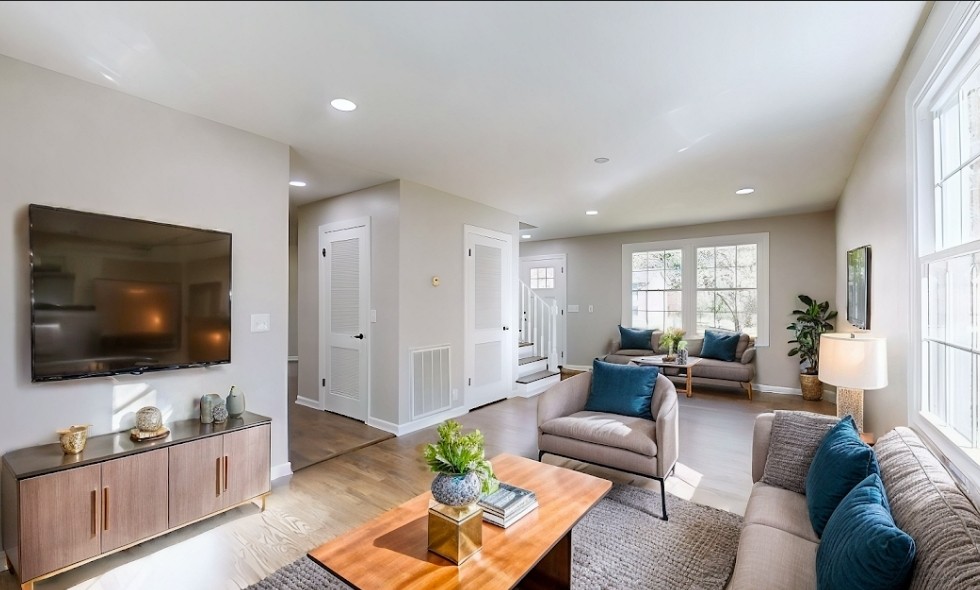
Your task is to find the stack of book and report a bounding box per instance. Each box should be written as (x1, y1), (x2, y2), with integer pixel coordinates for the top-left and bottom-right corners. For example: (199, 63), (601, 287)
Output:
(478, 482), (538, 528)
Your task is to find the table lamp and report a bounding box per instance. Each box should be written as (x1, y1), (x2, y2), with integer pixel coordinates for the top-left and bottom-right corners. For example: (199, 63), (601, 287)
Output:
(818, 333), (887, 432)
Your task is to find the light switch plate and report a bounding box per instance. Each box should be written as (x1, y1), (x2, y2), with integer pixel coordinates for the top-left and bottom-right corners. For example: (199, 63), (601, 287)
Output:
(568, 304), (580, 313)
(371, 309), (377, 323)
(250, 313), (271, 333)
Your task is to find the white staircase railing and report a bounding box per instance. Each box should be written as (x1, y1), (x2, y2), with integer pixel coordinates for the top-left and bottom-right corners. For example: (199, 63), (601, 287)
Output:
(519, 280), (559, 371)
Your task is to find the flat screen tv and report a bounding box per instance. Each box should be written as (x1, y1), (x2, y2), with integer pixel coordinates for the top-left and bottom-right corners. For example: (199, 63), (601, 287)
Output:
(29, 204), (232, 382)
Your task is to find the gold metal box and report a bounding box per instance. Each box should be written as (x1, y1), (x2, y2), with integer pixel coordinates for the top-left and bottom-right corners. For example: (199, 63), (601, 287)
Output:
(427, 500), (483, 564)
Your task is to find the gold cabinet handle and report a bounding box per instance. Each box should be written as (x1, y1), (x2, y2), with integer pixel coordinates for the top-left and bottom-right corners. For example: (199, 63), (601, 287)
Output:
(216, 457), (222, 497)
(224, 456), (229, 491)
(103, 487), (109, 531)
(91, 489), (97, 536)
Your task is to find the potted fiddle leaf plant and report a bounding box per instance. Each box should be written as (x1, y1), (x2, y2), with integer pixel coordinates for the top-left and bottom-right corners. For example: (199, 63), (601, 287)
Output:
(787, 294), (837, 401)
(424, 420), (497, 506)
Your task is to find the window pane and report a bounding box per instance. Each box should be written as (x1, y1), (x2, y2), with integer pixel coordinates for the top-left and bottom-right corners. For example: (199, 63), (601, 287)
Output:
(736, 244), (757, 267)
(650, 251), (665, 269)
(664, 250), (682, 270)
(647, 291), (664, 312)
(697, 266), (715, 288)
(665, 290), (682, 312)
(737, 266), (757, 289)
(697, 247), (714, 268)
(632, 252), (648, 271)
(665, 270), (682, 290)
(960, 64), (980, 162)
(546, 267), (554, 278)
(696, 313), (714, 333)
(963, 159), (980, 244)
(632, 270), (647, 290)
(716, 246), (736, 269)
(715, 313), (736, 331)
(716, 266), (735, 289)
(648, 270), (665, 290)
(697, 291), (715, 312)
(941, 99), (961, 176)
(665, 312), (683, 330)
(737, 290), (758, 333)
(941, 172), (963, 248)
(632, 310), (645, 328)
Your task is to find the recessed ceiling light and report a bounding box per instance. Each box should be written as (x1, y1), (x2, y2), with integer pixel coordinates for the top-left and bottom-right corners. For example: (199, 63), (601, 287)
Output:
(521, 234), (532, 239)
(330, 98), (357, 112)
(289, 181), (307, 187)
(594, 157), (609, 164)
(586, 210), (599, 216)
(735, 188), (755, 195)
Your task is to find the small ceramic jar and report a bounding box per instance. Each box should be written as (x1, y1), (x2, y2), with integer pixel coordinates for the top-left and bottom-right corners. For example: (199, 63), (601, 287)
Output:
(212, 404), (229, 424)
(136, 406), (163, 432)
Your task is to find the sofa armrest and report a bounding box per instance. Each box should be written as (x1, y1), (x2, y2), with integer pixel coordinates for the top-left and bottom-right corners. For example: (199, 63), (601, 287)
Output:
(608, 337), (622, 355)
(654, 375), (679, 478)
(537, 371), (592, 427)
(741, 346), (756, 364)
(752, 413), (775, 483)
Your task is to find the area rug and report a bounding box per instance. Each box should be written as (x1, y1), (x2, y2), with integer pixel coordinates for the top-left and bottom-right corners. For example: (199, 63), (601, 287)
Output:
(246, 484), (742, 590)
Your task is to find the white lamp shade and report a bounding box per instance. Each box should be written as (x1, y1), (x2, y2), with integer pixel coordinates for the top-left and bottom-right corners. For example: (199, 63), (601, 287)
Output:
(818, 333), (888, 390)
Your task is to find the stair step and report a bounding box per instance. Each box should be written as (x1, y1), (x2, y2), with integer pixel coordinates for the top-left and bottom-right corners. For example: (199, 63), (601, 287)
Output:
(518, 355), (546, 366)
(516, 370), (560, 385)
(518, 341), (534, 348)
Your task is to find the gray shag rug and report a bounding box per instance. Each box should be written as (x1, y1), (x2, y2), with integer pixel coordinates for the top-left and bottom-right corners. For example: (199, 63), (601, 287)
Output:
(247, 484), (742, 590)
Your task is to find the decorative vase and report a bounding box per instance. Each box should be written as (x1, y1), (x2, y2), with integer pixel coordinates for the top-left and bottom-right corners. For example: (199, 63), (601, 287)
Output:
(200, 394), (222, 423)
(663, 343), (677, 362)
(677, 349), (689, 364)
(226, 385), (245, 418)
(800, 374), (823, 401)
(431, 472), (482, 507)
(135, 406), (163, 432)
(57, 425), (90, 455)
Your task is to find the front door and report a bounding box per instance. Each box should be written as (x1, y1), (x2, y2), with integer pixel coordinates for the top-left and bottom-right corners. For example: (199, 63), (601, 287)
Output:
(319, 218), (370, 420)
(464, 226), (513, 409)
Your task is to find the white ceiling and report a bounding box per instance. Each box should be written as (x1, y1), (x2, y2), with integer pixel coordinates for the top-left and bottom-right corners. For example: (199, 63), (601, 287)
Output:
(0, 1), (927, 240)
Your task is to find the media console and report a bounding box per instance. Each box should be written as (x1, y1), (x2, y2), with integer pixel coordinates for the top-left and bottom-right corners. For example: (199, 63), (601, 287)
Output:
(2, 412), (271, 590)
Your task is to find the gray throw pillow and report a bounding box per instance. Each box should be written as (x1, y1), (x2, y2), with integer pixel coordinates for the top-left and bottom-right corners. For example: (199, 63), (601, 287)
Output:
(761, 410), (840, 494)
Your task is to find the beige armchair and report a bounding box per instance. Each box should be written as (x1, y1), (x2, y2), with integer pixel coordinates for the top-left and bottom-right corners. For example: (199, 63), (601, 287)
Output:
(536, 371), (679, 519)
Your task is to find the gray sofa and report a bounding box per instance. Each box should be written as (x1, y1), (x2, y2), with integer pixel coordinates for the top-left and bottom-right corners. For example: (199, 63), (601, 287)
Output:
(729, 411), (980, 589)
(604, 329), (757, 399)
(536, 371), (678, 519)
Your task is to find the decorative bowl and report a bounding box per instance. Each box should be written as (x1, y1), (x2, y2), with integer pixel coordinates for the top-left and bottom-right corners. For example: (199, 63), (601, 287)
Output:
(57, 425), (91, 455)
(135, 406), (163, 432)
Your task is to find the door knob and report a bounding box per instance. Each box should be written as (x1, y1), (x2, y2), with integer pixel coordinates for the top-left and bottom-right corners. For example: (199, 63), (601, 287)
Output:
(503, 326), (509, 331)
(353, 333), (365, 339)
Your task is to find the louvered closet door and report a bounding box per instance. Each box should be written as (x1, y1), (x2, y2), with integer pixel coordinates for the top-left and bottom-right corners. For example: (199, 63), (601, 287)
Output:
(320, 220), (370, 420)
(464, 226), (513, 409)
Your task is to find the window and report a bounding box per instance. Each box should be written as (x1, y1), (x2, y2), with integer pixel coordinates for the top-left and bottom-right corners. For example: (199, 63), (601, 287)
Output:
(529, 266), (554, 289)
(622, 233), (769, 345)
(630, 248), (682, 331)
(915, 19), (980, 454)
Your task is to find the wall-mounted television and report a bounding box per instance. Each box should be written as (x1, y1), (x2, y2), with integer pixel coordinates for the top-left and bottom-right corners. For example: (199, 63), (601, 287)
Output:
(29, 204), (232, 382)
(846, 245), (871, 330)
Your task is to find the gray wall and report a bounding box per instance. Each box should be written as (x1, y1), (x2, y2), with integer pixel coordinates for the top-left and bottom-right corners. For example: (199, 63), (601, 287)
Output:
(398, 181), (519, 422)
(520, 210), (836, 390)
(0, 54), (291, 540)
(835, 1), (944, 437)
(297, 181), (401, 423)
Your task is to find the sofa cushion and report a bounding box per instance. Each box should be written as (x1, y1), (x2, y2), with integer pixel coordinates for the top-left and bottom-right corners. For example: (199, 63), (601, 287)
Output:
(618, 325), (654, 349)
(727, 523), (817, 590)
(805, 415), (880, 537)
(743, 482), (818, 542)
(585, 360), (659, 418)
(701, 328), (741, 361)
(816, 473), (915, 590)
(539, 411), (657, 456)
(761, 411), (839, 494)
(875, 427), (980, 590)
(690, 357), (753, 382)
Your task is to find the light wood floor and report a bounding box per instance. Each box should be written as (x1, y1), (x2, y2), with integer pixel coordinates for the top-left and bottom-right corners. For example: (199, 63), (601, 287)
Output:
(0, 379), (834, 590)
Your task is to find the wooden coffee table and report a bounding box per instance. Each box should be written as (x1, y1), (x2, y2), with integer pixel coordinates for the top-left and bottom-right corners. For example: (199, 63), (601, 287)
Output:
(630, 356), (702, 397)
(307, 453), (611, 589)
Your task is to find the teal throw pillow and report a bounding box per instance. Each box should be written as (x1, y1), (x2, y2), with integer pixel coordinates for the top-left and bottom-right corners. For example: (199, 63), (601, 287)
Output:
(700, 329), (741, 362)
(584, 359), (659, 418)
(618, 325), (654, 350)
(816, 474), (915, 590)
(805, 415), (880, 537)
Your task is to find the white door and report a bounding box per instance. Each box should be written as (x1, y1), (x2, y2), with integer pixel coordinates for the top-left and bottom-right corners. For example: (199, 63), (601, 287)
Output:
(464, 226), (513, 409)
(319, 218), (370, 420)
(520, 254), (567, 365)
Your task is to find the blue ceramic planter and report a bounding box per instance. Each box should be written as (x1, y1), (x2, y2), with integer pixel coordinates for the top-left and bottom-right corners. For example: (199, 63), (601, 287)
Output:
(431, 472), (482, 506)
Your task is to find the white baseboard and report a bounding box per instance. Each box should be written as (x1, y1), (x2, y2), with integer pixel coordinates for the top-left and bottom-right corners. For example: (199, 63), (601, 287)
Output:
(753, 383), (803, 395)
(562, 364), (592, 371)
(367, 406), (469, 436)
(271, 462), (293, 480)
(295, 396), (323, 411)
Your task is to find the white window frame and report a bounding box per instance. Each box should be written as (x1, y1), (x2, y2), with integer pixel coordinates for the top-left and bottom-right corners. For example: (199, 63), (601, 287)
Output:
(910, 1), (980, 493)
(622, 232), (770, 346)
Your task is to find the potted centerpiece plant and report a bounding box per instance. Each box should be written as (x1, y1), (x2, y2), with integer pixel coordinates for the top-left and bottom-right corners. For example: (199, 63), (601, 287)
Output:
(787, 294), (837, 401)
(659, 327), (685, 361)
(424, 420), (497, 506)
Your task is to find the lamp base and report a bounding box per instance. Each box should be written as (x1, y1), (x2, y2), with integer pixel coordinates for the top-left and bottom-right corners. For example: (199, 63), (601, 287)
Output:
(836, 387), (864, 432)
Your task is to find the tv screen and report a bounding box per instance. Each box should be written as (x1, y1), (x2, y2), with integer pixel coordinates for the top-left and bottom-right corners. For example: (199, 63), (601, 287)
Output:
(29, 204), (232, 382)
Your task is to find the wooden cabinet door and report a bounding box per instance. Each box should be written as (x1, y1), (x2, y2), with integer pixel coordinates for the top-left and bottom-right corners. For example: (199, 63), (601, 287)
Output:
(19, 464), (102, 581)
(168, 436), (224, 528)
(101, 449), (169, 552)
(222, 424), (271, 507)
